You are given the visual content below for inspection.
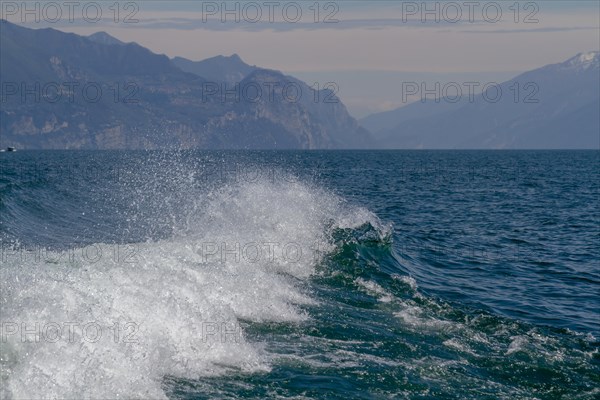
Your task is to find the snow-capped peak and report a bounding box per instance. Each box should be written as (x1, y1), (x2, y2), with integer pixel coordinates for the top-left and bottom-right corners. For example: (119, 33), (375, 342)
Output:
(563, 51), (599, 70)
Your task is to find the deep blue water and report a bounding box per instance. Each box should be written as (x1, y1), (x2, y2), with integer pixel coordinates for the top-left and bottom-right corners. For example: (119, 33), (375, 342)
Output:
(1, 150), (599, 399)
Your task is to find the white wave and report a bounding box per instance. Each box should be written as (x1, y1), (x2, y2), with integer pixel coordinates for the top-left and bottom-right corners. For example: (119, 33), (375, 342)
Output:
(0, 177), (383, 399)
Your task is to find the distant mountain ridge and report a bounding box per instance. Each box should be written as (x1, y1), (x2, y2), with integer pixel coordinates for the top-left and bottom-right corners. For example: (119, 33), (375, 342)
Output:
(361, 51), (600, 149)
(172, 54), (258, 84)
(0, 20), (372, 149)
(2, 19), (597, 150)
(87, 31), (127, 46)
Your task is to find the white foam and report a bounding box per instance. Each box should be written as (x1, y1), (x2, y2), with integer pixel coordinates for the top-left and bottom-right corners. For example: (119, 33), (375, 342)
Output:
(392, 274), (418, 290)
(443, 339), (477, 355)
(394, 305), (454, 331)
(0, 177), (383, 399)
(355, 278), (395, 303)
(506, 336), (528, 355)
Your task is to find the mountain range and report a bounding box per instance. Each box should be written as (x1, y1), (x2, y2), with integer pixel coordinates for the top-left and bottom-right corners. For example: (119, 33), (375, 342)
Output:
(0, 20), (371, 149)
(361, 52), (600, 149)
(1, 19), (598, 149)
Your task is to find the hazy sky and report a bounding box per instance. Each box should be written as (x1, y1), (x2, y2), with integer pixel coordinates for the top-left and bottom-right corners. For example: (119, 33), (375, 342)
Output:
(3, 0), (599, 117)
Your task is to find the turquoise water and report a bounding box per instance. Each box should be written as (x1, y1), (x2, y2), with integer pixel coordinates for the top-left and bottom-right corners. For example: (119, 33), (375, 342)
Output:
(1, 151), (598, 399)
